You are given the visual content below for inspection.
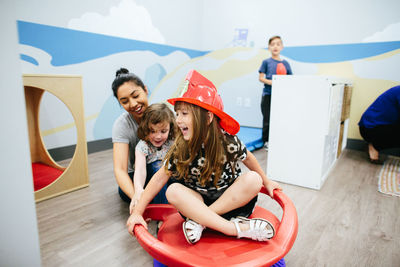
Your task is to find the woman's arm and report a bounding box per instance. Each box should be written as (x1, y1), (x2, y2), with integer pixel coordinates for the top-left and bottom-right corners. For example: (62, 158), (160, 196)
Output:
(126, 167), (170, 235)
(259, 72), (272, 86)
(242, 150), (281, 197)
(131, 150), (147, 213)
(113, 142), (134, 199)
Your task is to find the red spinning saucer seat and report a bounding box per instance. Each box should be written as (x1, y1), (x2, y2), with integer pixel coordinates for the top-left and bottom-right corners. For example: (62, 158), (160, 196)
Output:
(134, 188), (298, 267)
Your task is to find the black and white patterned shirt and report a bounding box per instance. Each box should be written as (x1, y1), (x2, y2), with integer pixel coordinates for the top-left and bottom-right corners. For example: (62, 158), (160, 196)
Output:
(167, 133), (247, 200)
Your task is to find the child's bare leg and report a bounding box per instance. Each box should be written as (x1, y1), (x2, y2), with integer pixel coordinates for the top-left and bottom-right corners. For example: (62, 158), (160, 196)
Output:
(209, 171), (262, 215)
(166, 183), (237, 236)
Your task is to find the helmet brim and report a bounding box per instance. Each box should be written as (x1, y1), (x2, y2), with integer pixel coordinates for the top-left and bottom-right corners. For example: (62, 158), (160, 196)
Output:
(168, 97), (240, 136)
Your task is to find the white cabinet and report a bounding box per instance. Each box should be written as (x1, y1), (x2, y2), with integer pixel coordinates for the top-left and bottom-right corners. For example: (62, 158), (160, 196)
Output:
(267, 75), (352, 190)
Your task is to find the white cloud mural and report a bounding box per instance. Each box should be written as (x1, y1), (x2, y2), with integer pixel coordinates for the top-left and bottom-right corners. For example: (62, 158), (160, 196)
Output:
(68, 0), (165, 44)
(363, 22), (400, 43)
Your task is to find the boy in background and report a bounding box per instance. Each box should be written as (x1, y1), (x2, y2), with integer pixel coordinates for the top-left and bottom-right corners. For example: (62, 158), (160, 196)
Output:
(258, 36), (292, 149)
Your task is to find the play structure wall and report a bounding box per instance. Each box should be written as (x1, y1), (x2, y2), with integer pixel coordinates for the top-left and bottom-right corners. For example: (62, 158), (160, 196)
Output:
(23, 74), (89, 202)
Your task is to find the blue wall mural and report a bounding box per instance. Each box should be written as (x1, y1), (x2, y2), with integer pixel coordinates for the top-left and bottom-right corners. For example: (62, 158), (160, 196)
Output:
(18, 21), (400, 68)
(17, 21), (207, 67)
(17, 20), (400, 149)
(282, 41), (400, 63)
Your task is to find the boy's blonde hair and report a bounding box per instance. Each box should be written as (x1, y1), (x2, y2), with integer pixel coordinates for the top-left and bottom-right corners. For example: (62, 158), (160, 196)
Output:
(137, 103), (176, 142)
(164, 102), (236, 187)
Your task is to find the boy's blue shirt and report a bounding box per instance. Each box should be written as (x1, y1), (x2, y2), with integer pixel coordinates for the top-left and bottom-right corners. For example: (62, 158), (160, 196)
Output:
(258, 57), (292, 95)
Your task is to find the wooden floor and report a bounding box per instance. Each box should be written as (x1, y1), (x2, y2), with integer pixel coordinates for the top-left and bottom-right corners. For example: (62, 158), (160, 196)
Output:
(36, 149), (400, 266)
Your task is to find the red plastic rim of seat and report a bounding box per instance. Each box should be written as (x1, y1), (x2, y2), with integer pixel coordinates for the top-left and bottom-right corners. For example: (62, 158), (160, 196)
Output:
(134, 189), (298, 267)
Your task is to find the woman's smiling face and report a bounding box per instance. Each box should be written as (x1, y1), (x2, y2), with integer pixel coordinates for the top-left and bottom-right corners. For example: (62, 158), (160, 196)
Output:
(117, 81), (148, 123)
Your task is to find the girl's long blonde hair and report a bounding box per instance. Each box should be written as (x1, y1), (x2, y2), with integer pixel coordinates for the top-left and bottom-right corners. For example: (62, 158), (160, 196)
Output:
(165, 102), (235, 187)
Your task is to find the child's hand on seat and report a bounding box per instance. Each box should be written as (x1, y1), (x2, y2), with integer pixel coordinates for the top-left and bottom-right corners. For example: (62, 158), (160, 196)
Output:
(126, 212), (148, 236)
(265, 180), (282, 198)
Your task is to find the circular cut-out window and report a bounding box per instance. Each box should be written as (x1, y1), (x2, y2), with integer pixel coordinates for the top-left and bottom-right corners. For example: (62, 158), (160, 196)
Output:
(39, 91), (77, 167)
(25, 85), (77, 191)
(26, 88), (78, 192)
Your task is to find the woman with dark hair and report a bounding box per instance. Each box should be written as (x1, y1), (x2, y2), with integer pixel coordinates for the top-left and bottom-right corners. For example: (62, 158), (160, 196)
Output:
(111, 68), (166, 211)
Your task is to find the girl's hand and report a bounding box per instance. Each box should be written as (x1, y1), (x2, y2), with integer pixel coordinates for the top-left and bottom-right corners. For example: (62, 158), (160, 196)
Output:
(265, 180), (282, 198)
(126, 213), (148, 236)
(129, 190), (143, 214)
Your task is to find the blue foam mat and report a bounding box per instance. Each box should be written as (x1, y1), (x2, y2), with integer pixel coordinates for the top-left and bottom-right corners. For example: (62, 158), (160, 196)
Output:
(236, 126), (263, 151)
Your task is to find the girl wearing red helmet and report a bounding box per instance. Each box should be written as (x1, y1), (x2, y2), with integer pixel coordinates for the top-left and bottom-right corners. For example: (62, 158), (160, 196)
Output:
(127, 70), (281, 244)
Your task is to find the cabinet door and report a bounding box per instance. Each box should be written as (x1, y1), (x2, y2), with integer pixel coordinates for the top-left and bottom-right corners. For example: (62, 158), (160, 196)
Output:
(321, 84), (344, 182)
(267, 76), (330, 189)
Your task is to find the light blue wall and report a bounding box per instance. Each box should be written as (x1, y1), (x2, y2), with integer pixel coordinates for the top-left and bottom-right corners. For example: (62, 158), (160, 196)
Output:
(201, 0), (400, 49)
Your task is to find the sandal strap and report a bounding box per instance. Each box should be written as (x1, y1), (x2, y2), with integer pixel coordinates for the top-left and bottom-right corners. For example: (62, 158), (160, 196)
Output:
(182, 219), (205, 244)
(232, 220), (241, 239)
(231, 217), (275, 241)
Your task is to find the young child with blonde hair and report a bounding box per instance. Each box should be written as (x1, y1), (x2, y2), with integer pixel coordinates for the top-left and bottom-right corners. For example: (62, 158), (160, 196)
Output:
(130, 103), (176, 213)
(127, 70), (281, 244)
